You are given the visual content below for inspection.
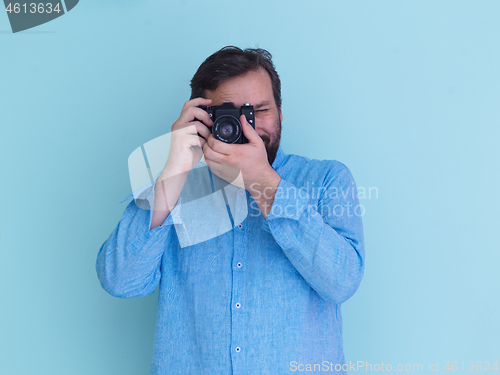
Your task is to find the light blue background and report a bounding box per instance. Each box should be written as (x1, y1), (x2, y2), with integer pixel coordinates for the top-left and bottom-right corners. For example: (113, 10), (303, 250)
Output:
(1, 1), (499, 374)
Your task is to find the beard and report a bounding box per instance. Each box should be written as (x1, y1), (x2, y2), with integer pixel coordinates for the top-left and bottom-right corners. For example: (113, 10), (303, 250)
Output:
(259, 116), (282, 166)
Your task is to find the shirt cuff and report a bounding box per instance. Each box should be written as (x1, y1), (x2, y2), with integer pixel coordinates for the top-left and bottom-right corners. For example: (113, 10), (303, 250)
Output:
(145, 177), (184, 232)
(119, 168), (163, 205)
(266, 178), (311, 222)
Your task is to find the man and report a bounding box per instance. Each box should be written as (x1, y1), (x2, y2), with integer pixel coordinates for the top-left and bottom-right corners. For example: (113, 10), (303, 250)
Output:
(96, 46), (365, 374)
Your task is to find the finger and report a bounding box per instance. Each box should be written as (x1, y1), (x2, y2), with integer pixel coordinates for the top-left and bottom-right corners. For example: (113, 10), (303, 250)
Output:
(180, 107), (214, 128)
(192, 122), (211, 140)
(240, 114), (261, 144)
(203, 141), (228, 164)
(176, 122), (210, 143)
(181, 97), (212, 112)
(206, 134), (233, 155)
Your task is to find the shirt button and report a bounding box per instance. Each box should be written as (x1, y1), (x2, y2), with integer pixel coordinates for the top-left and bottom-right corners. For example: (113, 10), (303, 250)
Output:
(239, 189), (245, 195)
(237, 262), (242, 268)
(238, 224), (243, 229)
(235, 303), (241, 308)
(235, 347), (241, 353)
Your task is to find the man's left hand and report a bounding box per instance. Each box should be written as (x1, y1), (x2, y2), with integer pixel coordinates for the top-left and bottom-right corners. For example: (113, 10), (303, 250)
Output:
(202, 114), (281, 218)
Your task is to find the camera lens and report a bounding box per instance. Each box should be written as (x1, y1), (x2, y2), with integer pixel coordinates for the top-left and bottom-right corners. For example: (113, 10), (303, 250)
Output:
(221, 123), (235, 137)
(213, 115), (242, 143)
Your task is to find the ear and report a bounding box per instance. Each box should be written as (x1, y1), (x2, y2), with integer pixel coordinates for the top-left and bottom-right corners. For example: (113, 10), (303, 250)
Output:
(279, 107), (283, 124)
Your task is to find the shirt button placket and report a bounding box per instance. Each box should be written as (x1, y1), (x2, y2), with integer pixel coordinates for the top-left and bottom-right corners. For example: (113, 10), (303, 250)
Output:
(231, 189), (248, 371)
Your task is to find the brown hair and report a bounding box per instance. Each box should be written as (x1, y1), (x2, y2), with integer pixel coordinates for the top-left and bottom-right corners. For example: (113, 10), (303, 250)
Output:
(190, 46), (282, 108)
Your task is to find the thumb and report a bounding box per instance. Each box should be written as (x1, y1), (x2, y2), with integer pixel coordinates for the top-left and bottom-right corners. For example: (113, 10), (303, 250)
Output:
(240, 114), (260, 144)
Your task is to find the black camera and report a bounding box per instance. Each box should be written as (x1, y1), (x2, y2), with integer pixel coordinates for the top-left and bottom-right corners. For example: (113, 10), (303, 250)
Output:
(199, 102), (255, 144)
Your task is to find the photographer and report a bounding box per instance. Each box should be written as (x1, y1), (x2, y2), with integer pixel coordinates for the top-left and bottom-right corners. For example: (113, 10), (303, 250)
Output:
(96, 46), (365, 375)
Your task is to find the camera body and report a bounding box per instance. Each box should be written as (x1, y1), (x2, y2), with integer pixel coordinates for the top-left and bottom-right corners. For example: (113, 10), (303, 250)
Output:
(200, 102), (255, 144)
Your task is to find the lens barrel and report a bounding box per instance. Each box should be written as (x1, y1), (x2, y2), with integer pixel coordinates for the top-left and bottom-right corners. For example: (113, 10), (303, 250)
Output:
(212, 115), (242, 143)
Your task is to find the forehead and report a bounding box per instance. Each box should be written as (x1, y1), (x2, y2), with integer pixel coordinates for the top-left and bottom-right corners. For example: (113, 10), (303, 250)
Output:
(206, 68), (275, 108)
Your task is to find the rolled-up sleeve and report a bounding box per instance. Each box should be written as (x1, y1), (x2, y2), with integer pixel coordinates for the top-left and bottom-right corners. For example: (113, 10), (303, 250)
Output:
(95, 176), (178, 299)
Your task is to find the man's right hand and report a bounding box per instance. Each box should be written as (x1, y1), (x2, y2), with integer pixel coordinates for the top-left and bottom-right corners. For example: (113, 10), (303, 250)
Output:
(165, 97), (213, 173)
(150, 98), (213, 230)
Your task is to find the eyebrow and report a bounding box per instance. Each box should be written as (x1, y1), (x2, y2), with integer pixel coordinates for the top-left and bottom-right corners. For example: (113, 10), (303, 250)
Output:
(254, 101), (271, 109)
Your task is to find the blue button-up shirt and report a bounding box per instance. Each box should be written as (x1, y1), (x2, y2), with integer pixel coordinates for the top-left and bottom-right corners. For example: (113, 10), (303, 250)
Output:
(96, 145), (365, 374)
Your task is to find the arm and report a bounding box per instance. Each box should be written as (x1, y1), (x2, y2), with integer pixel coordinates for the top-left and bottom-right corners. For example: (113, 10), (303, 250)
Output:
(96, 97), (214, 297)
(200, 113), (364, 303)
(265, 163), (365, 304)
(95, 181), (177, 298)
(150, 166), (189, 230)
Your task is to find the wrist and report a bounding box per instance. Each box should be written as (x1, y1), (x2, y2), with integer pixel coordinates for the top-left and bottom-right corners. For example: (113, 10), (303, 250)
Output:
(160, 161), (191, 181)
(248, 166), (281, 219)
